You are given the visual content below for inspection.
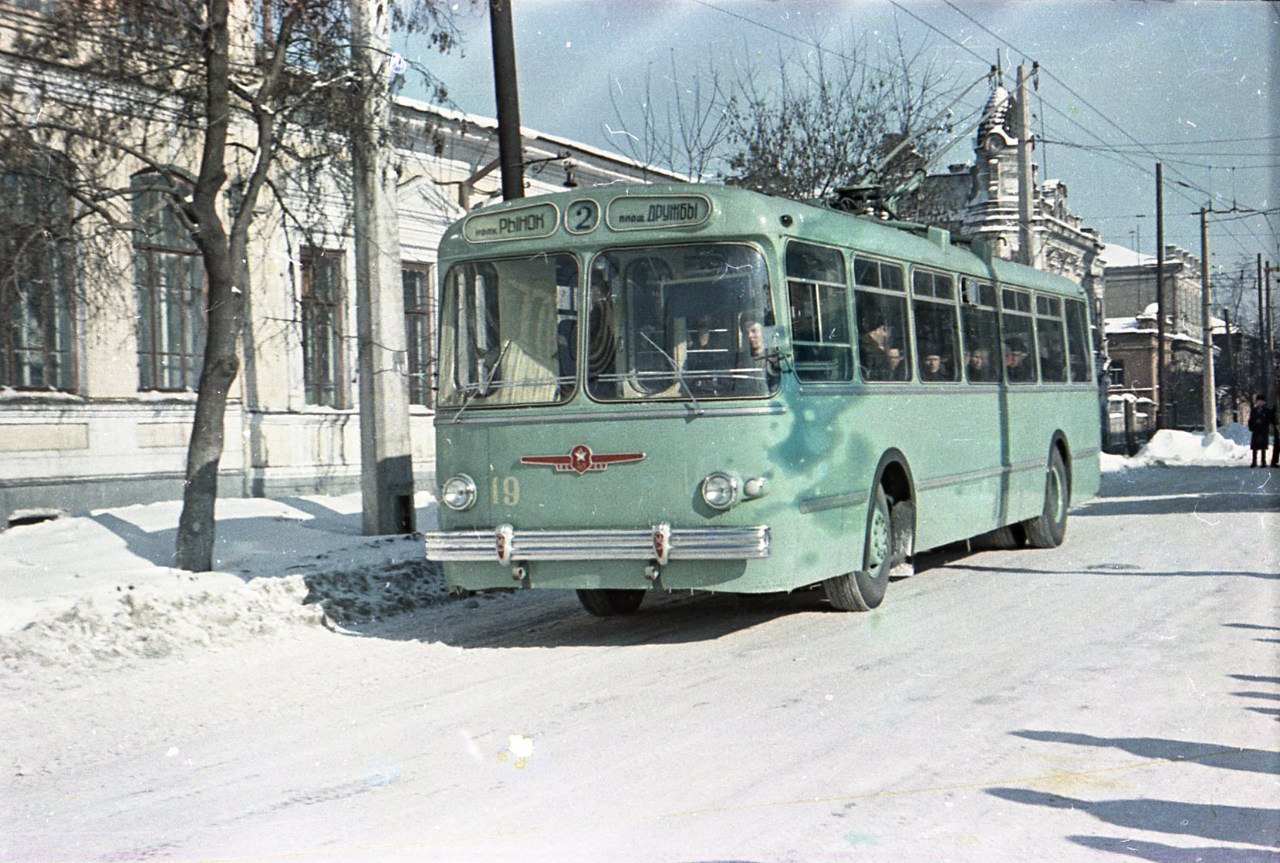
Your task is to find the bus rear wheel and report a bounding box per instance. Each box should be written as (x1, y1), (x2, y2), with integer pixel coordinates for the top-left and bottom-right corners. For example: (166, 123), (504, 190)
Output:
(823, 485), (891, 611)
(1023, 448), (1069, 548)
(576, 588), (646, 617)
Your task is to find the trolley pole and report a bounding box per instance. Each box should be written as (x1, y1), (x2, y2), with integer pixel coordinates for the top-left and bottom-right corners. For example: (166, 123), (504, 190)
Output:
(1200, 208), (1216, 434)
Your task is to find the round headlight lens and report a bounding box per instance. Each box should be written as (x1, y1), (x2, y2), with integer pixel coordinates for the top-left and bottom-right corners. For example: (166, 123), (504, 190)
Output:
(441, 475), (477, 511)
(701, 472), (738, 510)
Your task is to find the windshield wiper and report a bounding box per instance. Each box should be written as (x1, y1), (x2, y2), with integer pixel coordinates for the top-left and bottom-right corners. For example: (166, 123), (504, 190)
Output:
(640, 330), (701, 416)
(452, 339), (512, 422)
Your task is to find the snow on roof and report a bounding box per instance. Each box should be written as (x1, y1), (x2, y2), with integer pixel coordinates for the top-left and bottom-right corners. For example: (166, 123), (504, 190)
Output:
(393, 95), (687, 180)
(1100, 243), (1156, 269)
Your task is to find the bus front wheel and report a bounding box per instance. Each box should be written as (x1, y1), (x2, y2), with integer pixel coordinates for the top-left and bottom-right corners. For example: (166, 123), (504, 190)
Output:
(576, 588), (646, 617)
(1023, 448), (1069, 548)
(823, 485), (892, 611)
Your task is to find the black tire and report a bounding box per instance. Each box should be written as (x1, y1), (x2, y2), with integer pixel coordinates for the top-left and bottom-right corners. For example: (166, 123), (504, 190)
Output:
(1023, 448), (1069, 548)
(823, 485), (892, 611)
(576, 588), (646, 617)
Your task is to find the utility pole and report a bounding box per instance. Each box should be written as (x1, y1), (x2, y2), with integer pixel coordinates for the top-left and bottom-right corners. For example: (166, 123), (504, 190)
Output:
(1267, 261), (1277, 408)
(351, 0), (415, 535)
(1016, 63), (1036, 268)
(1223, 307), (1237, 422)
(1155, 163), (1167, 429)
(1199, 208), (1216, 434)
(489, 0), (524, 200)
(1258, 254), (1265, 389)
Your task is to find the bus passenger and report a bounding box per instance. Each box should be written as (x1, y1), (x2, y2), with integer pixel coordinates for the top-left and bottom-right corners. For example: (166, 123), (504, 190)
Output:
(1003, 338), (1033, 382)
(1039, 332), (1065, 381)
(920, 348), (946, 381)
(858, 313), (890, 381)
(966, 346), (994, 382)
(886, 345), (907, 381)
(739, 316), (780, 393)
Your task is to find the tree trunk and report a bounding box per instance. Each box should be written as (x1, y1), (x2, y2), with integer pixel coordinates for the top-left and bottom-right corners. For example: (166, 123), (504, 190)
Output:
(175, 0), (240, 572)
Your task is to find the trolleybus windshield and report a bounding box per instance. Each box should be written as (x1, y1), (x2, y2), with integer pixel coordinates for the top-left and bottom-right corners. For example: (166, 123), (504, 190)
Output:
(584, 242), (776, 401)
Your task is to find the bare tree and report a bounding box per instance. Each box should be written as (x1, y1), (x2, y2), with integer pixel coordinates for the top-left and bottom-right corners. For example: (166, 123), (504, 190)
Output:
(0, 0), (461, 570)
(606, 51), (732, 182)
(608, 22), (957, 203)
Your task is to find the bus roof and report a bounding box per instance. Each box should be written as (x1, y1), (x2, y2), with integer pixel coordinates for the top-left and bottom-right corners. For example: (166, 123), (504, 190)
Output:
(440, 182), (1086, 299)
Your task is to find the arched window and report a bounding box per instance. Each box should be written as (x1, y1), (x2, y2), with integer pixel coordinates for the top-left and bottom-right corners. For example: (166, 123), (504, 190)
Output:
(132, 172), (206, 391)
(0, 146), (77, 391)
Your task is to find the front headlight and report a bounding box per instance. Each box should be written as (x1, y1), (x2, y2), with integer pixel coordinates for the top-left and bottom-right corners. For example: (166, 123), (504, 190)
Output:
(441, 474), (477, 511)
(701, 472), (739, 510)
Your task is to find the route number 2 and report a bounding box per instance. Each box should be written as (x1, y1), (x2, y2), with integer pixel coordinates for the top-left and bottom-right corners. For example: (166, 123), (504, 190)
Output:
(566, 200), (599, 234)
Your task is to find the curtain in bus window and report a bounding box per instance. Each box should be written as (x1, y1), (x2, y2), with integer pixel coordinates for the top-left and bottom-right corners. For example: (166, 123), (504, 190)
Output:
(960, 281), (999, 383)
(1001, 288), (1038, 384)
(1035, 295), (1068, 383)
(1064, 299), (1092, 383)
(853, 256), (909, 382)
(786, 242), (851, 383)
(439, 255), (572, 408)
(911, 270), (960, 382)
(587, 243), (775, 401)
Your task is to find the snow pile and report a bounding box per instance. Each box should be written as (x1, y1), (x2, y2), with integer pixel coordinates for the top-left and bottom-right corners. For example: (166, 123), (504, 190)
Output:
(0, 574), (326, 671)
(1128, 427), (1251, 467)
(0, 493), (449, 673)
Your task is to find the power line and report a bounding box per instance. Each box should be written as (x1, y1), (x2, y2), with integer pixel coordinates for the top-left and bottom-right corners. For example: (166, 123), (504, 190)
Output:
(934, 0), (1275, 256)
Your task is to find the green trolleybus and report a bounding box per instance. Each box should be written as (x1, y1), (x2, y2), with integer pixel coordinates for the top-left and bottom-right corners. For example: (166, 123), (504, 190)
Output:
(423, 184), (1100, 615)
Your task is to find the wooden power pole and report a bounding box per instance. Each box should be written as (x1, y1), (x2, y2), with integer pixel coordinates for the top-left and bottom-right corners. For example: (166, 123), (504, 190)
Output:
(1200, 208), (1216, 433)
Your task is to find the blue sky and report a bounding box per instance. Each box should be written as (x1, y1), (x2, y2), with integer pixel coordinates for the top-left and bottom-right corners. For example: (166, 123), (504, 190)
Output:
(398, 0), (1277, 279)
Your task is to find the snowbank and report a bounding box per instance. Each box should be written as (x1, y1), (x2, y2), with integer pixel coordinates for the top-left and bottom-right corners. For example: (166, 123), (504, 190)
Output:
(1120, 426), (1251, 468)
(0, 493), (449, 673)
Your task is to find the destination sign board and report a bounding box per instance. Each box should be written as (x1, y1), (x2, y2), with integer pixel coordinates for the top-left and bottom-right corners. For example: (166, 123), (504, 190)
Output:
(605, 195), (711, 231)
(463, 202), (559, 243)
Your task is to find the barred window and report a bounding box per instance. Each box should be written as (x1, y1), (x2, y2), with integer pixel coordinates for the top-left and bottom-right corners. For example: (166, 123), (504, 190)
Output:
(402, 264), (435, 408)
(0, 148), (77, 391)
(301, 249), (344, 407)
(133, 172), (205, 391)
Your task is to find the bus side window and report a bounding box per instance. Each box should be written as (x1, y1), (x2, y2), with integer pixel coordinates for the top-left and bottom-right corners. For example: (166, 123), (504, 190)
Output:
(786, 242), (851, 382)
(1064, 298), (1093, 383)
(1035, 294), (1068, 383)
(960, 281), (999, 383)
(911, 269), (960, 382)
(853, 256), (909, 382)
(1001, 287), (1038, 384)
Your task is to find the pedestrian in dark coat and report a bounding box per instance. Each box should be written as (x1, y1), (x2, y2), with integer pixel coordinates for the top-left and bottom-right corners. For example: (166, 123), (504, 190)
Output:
(1247, 393), (1273, 467)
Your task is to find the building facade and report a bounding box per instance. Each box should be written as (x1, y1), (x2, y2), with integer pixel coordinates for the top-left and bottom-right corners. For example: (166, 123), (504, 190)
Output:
(1100, 243), (1211, 430)
(0, 89), (677, 528)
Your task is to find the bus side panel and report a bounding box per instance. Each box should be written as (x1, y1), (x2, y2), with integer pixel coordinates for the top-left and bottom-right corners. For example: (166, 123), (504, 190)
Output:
(901, 389), (1005, 553)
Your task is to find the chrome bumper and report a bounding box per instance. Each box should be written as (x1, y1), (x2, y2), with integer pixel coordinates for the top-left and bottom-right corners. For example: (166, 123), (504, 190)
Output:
(424, 522), (770, 565)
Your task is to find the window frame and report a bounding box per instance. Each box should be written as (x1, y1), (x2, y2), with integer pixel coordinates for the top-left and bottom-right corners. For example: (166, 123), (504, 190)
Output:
(910, 267), (961, 384)
(852, 254), (910, 384)
(0, 148), (78, 392)
(300, 247), (346, 409)
(786, 240), (852, 384)
(402, 262), (435, 409)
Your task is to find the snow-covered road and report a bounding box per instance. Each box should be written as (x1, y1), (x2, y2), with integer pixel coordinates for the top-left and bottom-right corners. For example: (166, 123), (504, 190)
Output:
(2, 453), (1277, 862)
